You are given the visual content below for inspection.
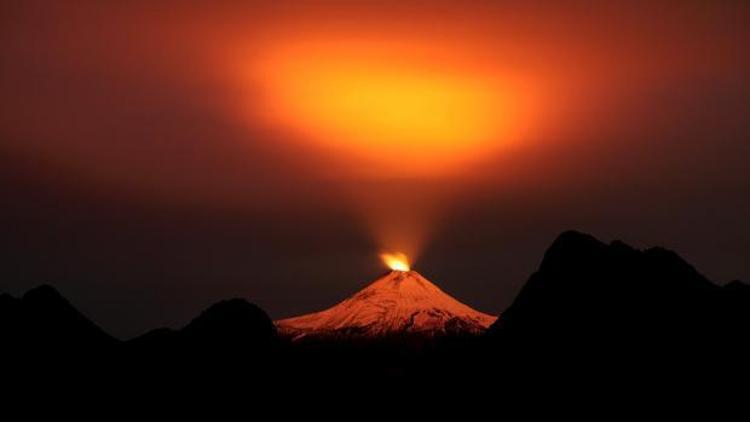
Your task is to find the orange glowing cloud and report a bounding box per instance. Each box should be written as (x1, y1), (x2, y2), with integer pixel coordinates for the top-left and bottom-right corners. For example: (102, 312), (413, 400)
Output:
(245, 38), (534, 177)
(220, 21), (553, 259)
(228, 33), (545, 258)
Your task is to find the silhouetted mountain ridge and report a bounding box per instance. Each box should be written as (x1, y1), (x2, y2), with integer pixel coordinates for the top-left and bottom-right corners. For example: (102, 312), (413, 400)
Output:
(2, 230), (748, 388)
(1, 284), (117, 355)
(490, 230), (747, 349)
(127, 298), (277, 356)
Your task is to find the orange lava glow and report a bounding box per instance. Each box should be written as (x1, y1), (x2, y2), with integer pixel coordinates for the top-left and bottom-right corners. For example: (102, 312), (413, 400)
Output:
(247, 38), (532, 176)
(380, 252), (411, 272)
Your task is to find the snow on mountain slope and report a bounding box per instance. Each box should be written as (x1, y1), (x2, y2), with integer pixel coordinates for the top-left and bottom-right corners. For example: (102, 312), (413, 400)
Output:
(276, 270), (497, 339)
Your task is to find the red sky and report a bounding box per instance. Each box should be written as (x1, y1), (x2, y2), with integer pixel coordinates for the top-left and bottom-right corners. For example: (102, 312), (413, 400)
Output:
(1, 1), (749, 338)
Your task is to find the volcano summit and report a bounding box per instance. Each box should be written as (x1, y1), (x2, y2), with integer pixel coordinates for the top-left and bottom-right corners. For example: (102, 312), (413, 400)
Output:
(276, 270), (497, 340)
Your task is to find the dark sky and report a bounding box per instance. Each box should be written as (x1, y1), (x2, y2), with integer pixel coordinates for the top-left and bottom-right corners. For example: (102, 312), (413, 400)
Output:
(1, 1), (749, 339)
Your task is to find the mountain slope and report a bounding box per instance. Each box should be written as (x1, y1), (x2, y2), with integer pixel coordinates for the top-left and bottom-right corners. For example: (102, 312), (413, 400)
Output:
(1, 285), (117, 353)
(125, 297), (279, 368)
(488, 230), (740, 342)
(276, 270), (497, 339)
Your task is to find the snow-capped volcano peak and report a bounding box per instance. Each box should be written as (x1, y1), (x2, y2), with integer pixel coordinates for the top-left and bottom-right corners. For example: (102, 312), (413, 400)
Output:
(276, 270), (498, 339)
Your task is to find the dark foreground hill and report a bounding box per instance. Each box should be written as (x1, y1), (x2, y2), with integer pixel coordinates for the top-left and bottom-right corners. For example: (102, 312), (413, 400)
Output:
(1, 284), (117, 357)
(490, 230), (750, 343)
(2, 230), (749, 396)
(478, 231), (750, 391)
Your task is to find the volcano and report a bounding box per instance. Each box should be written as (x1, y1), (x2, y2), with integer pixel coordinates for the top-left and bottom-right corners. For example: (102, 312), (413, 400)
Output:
(276, 270), (497, 339)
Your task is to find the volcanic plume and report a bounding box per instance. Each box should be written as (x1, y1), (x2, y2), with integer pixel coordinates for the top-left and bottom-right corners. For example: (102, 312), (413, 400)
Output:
(276, 268), (497, 340)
